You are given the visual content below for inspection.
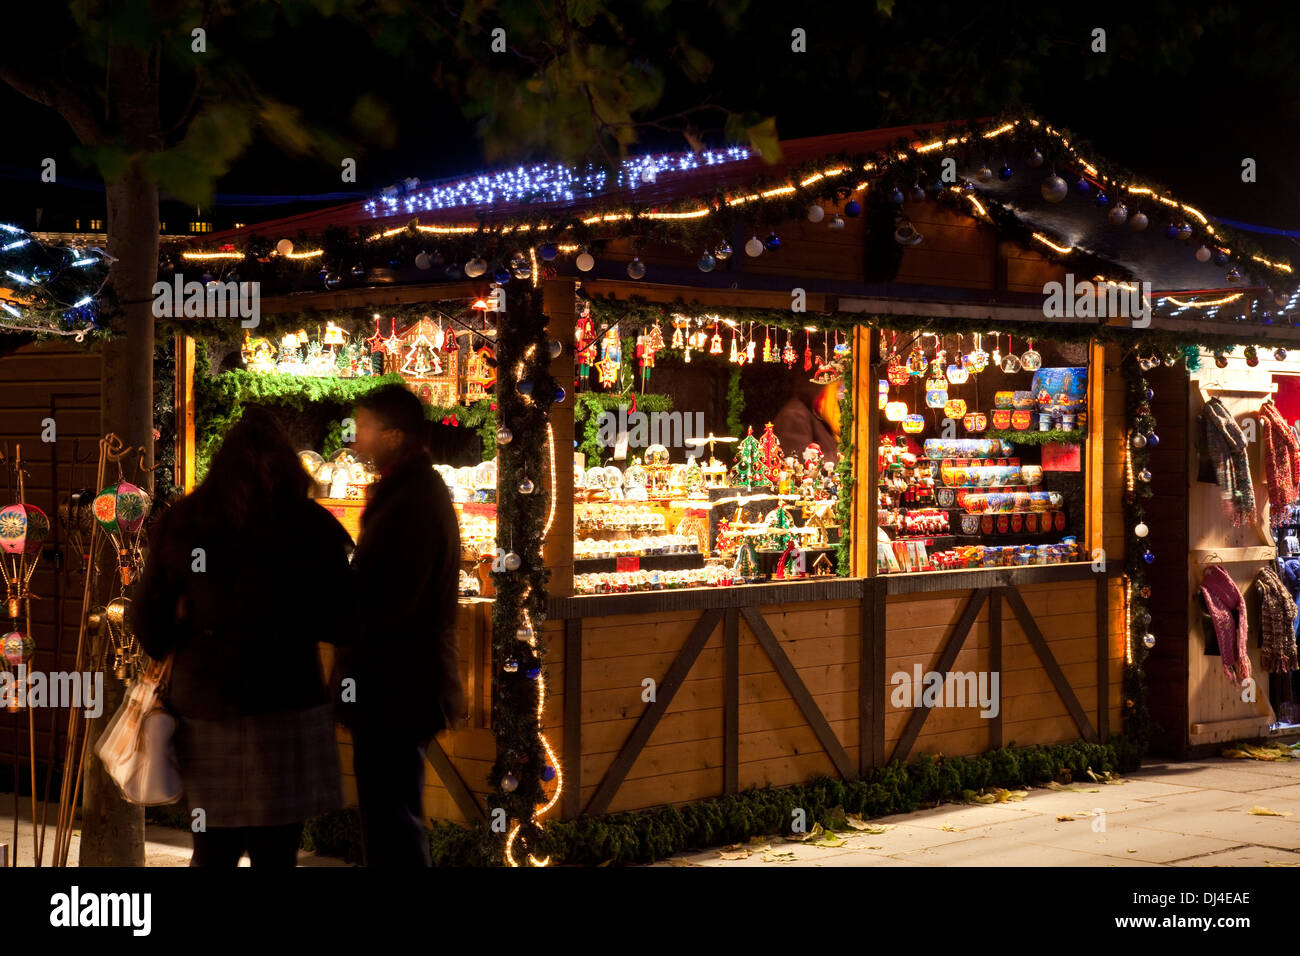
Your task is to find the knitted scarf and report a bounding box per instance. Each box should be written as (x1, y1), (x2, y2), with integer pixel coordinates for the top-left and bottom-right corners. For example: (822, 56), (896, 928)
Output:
(1260, 400), (1300, 526)
(1256, 565), (1299, 674)
(1199, 564), (1252, 684)
(1201, 398), (1256, 526)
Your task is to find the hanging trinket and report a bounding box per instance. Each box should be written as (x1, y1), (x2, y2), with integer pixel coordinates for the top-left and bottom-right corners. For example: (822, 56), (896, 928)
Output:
(762, 327), (774, 363)
(781, 328), (797, 368)
(1001, 334), (1021, 373)
(596, 329), (622, 389)
(729, 329), (741, 364)
(803, 328), (813, 372)
(709, 321), (723, 355)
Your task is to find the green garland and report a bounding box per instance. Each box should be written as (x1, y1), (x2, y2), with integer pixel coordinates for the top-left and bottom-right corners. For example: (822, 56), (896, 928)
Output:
(985, 428), (1086, 446)
(489, 281), (557, 865)
(574, 392), (674, 466)
(725, 368), (745, 440)
(276, 736), (1140, 866)
(1122, 355), (1156, 750)
(835, 347), (855, 575)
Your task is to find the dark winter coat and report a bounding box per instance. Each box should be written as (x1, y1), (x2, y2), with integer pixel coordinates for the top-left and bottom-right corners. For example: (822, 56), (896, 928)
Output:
(332, 444), (465, 739)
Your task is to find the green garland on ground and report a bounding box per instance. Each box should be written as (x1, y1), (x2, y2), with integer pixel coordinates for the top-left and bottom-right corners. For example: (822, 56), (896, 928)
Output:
(985, 428), (1086, 446)
(574, 392), (674, 466)
(266, 736), (1140, 866)
(835, 347), (855, 575)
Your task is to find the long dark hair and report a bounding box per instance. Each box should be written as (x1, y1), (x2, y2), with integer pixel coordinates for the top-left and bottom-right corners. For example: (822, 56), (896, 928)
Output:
(197, 405), (310, 525)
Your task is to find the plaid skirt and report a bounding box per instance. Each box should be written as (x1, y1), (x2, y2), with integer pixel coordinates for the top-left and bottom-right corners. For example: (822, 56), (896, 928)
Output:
(175, 704), (342, 828)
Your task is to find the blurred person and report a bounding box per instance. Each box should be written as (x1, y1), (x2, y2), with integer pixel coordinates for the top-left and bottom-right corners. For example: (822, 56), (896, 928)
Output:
(334, 384), (464, 867)
(132, 406), (354, 867)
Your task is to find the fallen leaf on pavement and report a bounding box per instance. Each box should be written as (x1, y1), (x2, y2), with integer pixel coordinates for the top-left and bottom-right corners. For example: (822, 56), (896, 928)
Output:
(1248, 807), (1293, 817)
(940, 825), (965, 832)
(1057, 815), (1076, 822)
(718, 849), (750, 860)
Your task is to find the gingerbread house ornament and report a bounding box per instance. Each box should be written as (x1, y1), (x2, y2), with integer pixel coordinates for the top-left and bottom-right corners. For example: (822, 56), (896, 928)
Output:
(395, 316), (459, 405)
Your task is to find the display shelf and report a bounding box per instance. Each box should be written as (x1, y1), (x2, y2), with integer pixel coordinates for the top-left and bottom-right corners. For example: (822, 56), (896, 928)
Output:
(574, 551), (705, 574)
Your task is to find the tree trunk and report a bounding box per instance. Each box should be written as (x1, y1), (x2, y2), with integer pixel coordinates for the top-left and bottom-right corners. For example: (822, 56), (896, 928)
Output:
(78, 159), (157, 867)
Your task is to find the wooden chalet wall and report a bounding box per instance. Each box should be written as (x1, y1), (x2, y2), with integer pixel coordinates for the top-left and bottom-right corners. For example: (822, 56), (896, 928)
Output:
(0, 341), (104, 781)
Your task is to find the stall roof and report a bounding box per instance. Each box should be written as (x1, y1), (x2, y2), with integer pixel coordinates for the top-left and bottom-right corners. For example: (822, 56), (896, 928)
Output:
(192, 117), (1294, 321)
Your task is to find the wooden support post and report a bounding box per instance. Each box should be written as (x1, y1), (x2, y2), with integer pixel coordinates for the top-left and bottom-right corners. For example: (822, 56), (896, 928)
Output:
(543, 278), (576, 597)
(724, 608), (739, 794)
(175, 334), (196, 492)
(1086, 337), (1105, 558)
(989, 587), (1003, 750)
(853, 325), (879, 577)
(1096, 575), (1110, 740)
(562, 617), (583, 820)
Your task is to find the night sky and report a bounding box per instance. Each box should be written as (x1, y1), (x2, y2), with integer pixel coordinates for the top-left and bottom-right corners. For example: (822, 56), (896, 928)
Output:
(2, 1), (1298, 243)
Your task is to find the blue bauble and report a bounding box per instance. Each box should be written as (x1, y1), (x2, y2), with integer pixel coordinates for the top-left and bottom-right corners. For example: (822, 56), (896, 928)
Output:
(1144, 387), (1154, 401)
(890, 187), (905, 205)
(1213, 251), (1228, 266)
(1164, 224), (1179, 239)
(1145, 433), (1160, 448)
(494, 267), (512, 283)
(444, 264), (462, 278)
(925, 181), (944, 198)
(554, 385), (566, 404)
(541, 765), (557, 782)
(764, 232), (781, 250)
(1075, 177), (1091, 194)
(844, 199), (862, 217)
(997, 163), (1013, 181)
(1095, 191), (1109, 207)
(697, 253), (716, 272)
(1142, 550), (1155, 565)
(539, 243), (559, 261)
(1263, 312), (1275, 325)
(525, 666), (541, 680)
(517, 379), (534, 397)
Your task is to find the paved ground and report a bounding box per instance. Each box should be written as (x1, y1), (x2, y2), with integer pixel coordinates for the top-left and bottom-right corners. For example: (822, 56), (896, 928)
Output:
(652, 754), (1300, 867)
(0, 807), (347, 866)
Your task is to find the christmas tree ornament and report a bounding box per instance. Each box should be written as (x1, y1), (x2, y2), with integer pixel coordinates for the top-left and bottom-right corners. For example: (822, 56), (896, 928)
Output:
(1074, 176), (1091, 194)
(596, 330), (622, 387)
(732, 426), (766, 489)
(493, 266), (511, 283)
(1142, 633), (1157, 649)
(782, 330), (797, 367)
(1132, 432), (1147, 449)
(1226, 267), (1242, 283)
(889, 187), (905, 205)
(745, 236), (765, 257)
(1143, 550), (1155, 565)
(844, 199), (862, 217)
(1020, 338), (1041, 371)
(714, 241), (733, 260)
(1000, 335), (1021, 372)
(1214, 352), (1229, 368)
(548, 339), (563, 359)
(502, 551), (521, 572)
(516, 379), (534, 398)
(911, 184), (927, 201)
(1130, 211), (1149, 231)
(1278, 290), (1292, 307)
(1164, 223), (1179, 240)
(807, 203), (825, 222)
(496, 427), (513, 445)
(1276, 348), (1289, 362)
(2, 631), (33, 666)
(539, 242), (559, 261)
(464, 256), (487, 277)
(1146, 433), (1160, 448)
(324, 272), (342, 290)
(1026, 148), (1044, 168)
(541, 765), (557, 782)
(554, 385), (567, 404)
(1244, 345), (1259, 367)
(1109, 203), (1129, 225)
(518, 477), (535, 495)
(757, 422), (785, 487)
(516, 623), (535, 642)
(1135, 522), (1149, 538)
(1040, 174), (1068, 202)
(764, 232), (781, 250)
(1195, 244), (1211, 262)
(803, 329), (813, 371)
(729, 331), (740, 364)
(414, 251), (431, 270)
(1213, 249), (1228, 266)
(1178, 223), (1193, 240)
(997, 163), (1013, 181)
(575, 250), (596, 272)
(627, 258), (646, 280)
(828, 215), (845, 230)
(697, 252), (716, 272)
(1139, 468), (1152, 482)
(501, 772), (519, 793)
(1094, 191), (1108, 207)
(503, 658), (519, 674)
(350, 263), (366, 280)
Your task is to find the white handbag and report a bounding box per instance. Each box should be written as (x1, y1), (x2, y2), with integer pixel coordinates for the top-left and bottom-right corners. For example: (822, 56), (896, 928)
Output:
(94, 658), (182, 806)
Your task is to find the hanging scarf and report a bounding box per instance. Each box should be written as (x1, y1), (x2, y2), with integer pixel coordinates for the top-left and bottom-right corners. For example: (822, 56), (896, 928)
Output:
(1201, 398), (1256, 526)
(1198, 564), (1252, 684)
(1256, 565), (1299, 674)
(1260, 400), (1300, 526)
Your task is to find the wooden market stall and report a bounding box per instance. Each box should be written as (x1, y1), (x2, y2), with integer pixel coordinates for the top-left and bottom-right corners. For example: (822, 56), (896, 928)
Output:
(164, 116), (1300, 839)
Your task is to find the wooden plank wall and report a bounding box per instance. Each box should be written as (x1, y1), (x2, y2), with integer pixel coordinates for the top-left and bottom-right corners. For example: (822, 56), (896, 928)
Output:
(547, 598), (862, 816)
(0, 341), (104, 774)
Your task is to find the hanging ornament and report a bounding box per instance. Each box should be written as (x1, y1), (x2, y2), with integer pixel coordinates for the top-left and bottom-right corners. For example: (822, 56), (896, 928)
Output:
(1135, 522), (1149, 538)
(844, 199), (862, 217)
(414, 251), (431, 270)
(1244, 345), (1259, 367)
(1142, 550), (1155, 565)
(1132, 432), (1147, 449)
(539, 242), (559, 262)
(1214, 352), (1229, 368)
(828, 215), (845, 230)
(1146, 433), (1160, 448)
(502, 551), (522, 572)
(464, 256), (487, 277)
(576, 250), (595, 272)
(1075, 177), (1091, 195)
(729, 330), (740, 364)
(503, 658), (519, 674)
(889, 187), (905, 205)
(1164, 223), (1179, 240)
(1040, 174), (1069, 202)
(501, 772), (519, 793)
(596, 330), (622, 387)
(806, 204), (825, 222)
(714, 241), (733, 260)
(803, 329), (813, 371)
(762, 328), (773, 363)
(764, 232), (781, 250)
(1226, 267), (1242, 283)
(323, 272), (342, 290)
(1138, 468), (1152, 483)
(1276, 290), (1291, 306)
(1000, 335), (1021, 373)
(518, 476), (535, 495)
(910, 183), (927, 201)
(697, 252), (716, 272)
(1276, 348), (1289, 362)
(496, 427), (513, 445)
(1020, 338), (1042, 371)
(1026, 148), (1044, 168)
(1109, 203), (1129, 225)
(1142, 633), (1157, 649)
(997, 163), (1013, 181)
(976, 164), (994, 183)
(1178, 223), (1193, 240)
(1095, 191), (1109, 207)
(745, 236), (765, 257)
(1195, 244), (1211, 262)
(1130, 211), (1149, 231)
(627, 258), (646, 280)
(709, 324), (723, 355)
(781, 330), (796, 368)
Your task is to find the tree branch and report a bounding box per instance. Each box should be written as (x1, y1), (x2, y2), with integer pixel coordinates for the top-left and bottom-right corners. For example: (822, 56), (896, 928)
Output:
(0, 65), (107, 144)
